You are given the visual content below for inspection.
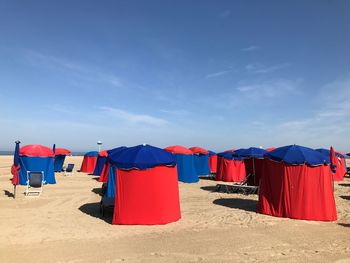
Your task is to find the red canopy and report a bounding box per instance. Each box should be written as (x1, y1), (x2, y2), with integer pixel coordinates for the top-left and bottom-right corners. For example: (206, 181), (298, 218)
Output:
(164, 145), (192, 155)
(189, 147), (209, 154)
(257, 158), (337, 221)
(80, 155), (98, 173)
(98, 150), (108, 157)
(55, 148), (71, 155)
(209, 155), (218, 173)
(20, 144), (54, 157)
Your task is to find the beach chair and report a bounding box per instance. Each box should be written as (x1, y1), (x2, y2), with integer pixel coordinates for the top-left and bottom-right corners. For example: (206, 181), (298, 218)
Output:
(64, 164), (74, 176)
(215, 173), (258, 195)
(25, 171), (44, 196)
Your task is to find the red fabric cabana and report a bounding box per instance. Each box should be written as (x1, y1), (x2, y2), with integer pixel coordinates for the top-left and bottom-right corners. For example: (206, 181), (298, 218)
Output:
(112, 166), (181, 225)
(215, 156), (246, 182)
(98, 162), (110, 183)
(209, 155), (218, 173)
(80, 155), (98, 173)
(332, 156), (347, 181)
(257, 158), (337, 221)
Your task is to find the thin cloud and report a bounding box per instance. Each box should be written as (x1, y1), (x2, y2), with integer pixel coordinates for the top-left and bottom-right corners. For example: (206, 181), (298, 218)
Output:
(219, 10), (231, 18)
(205, 69), (233, 79)
(245, 63), (291, 74)
(242, 46), (261, 52)
(100, 106), (168, 126)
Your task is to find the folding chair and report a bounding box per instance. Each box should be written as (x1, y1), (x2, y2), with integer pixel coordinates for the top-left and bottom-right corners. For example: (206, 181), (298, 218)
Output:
(215, 173), (258, 195)
(64, 164), (74, 176)
(25, 171), (44, 196)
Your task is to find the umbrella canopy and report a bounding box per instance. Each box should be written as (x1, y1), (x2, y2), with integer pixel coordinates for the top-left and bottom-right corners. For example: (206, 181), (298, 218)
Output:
(208, 150), (216, 156)
(265, 147), (276, 152)
(233, 147), (266, 158)
(98, 150), (108, 157)
(20, 144), (55, 157)
(107, 146), (127, 158)
(55, 148), (71, 155)
(189, 147), (209, 155)
(315, 148), (344, 158)
(164, 145), (193, 155)
(109, 144), (176, 170)
(84, 151), (98, 157)
(265, 145), (330, 166)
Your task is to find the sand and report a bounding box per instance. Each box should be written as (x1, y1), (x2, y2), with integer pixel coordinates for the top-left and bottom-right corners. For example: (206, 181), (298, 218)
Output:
(0, 155), (349, 263)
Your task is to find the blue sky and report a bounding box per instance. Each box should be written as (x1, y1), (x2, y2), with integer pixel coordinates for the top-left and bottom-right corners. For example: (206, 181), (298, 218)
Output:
(1, 0), (350, 152)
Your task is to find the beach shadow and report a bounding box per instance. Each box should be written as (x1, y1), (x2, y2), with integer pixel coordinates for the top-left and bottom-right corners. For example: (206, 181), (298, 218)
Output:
(340, 195), (350, 201)
(79, 202), (112, 224)
(339, 183), (350, 187)
(91, 188), (102, 195)
(200, 186), (218, 192)
(91, 177), (100, 181)
(213, 198), (257, 212)
(4, 190), (14, 198)
(338, 223), (350, 228)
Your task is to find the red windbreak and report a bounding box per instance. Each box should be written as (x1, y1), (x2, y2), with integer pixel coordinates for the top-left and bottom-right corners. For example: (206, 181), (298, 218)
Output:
(257, 159), (337, 221)
(98, 162), (110, 183)
(216, 157), (246, 182)
(209, 155), (218, 173)
(20, 144), (54, 157)
(80, 156), (98, 173)
(112, 166), (181, 225)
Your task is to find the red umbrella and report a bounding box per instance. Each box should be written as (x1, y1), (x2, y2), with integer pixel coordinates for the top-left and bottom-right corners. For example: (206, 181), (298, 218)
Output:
(164, 145), (193, 154)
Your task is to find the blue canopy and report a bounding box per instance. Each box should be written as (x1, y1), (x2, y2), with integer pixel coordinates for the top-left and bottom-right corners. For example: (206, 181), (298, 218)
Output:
(92, 156), (107, 176)
(85, 151), (98, 157)
(19, 156), (56, 185)
(233, 147), (266, 158)
(107, 146), (127, 157)
(265, 145), (330, 166)
(54, 155), (66, 172)
(217, 151), (242, 160)
(193, 154), (210, 176)
(108, 144), (176, 170)
(315, 148), (344, 158)
(208, 150), (216, 156)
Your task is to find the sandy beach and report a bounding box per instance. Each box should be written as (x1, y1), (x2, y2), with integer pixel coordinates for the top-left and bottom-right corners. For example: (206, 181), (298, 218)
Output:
(0, 155), (349, 263)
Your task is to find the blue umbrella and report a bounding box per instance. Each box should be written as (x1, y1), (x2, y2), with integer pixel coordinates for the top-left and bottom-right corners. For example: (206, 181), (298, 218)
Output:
(217, 151), (244, 160)
(233, 147), (266, 158)
(208, 150), (216, 156)
(109, 144), (176, 170)
(266, 144), (330, 166)
(315, 148), (344, 158)
(52, 144), (56, 154)
(12, 140), (21, 198)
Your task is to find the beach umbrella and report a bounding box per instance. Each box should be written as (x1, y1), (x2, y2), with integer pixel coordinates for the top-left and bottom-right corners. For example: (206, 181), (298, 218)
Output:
(315, 148), (344, 158)
(189, 147), (209, 155)
(109, 144), (176, 170)
(164, 145), (193, 155)
(265, 144), (329, 166)
(11, 141), (21, 198)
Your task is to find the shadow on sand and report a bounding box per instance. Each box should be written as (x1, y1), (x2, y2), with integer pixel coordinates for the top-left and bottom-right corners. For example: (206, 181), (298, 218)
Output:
(79, 202), (113, 224)
(91, 188), (102, 195)
(338, 223), (350, 228)
(340, 195), (350, 201)
(213, 198), (257, 213)
(338, 183), (350, 187)
(4, 190), (14, 198)
(200, 186), (218, 192)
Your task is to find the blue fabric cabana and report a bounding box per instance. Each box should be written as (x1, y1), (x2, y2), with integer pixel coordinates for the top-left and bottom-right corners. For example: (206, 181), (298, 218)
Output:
(19, 144), (56, 185)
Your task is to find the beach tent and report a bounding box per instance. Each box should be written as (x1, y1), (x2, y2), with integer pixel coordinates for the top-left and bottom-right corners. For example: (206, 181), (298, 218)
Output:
(233, 147), (267, 186)
(208, 150), (218, 174)
(258, 145), (336, 221)
(108, 144), (181, 225)
(99, 147), (127, 183)
(215, 151), (246, 182)
(189, 147), (210, 177)
(164, 145), (198, 183)
(54, 148), (71, 172)
(316, 148), (347, 181)
(92, 150), (108, 176)
(18, 144), (56, 185)
(80, 151), (98, 173)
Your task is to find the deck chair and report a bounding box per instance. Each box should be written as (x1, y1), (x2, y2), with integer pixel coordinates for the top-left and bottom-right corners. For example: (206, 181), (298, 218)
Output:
(215, 173), (258, 195)
(64, 164), (74, 176)
(25, 171), (44, 196)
